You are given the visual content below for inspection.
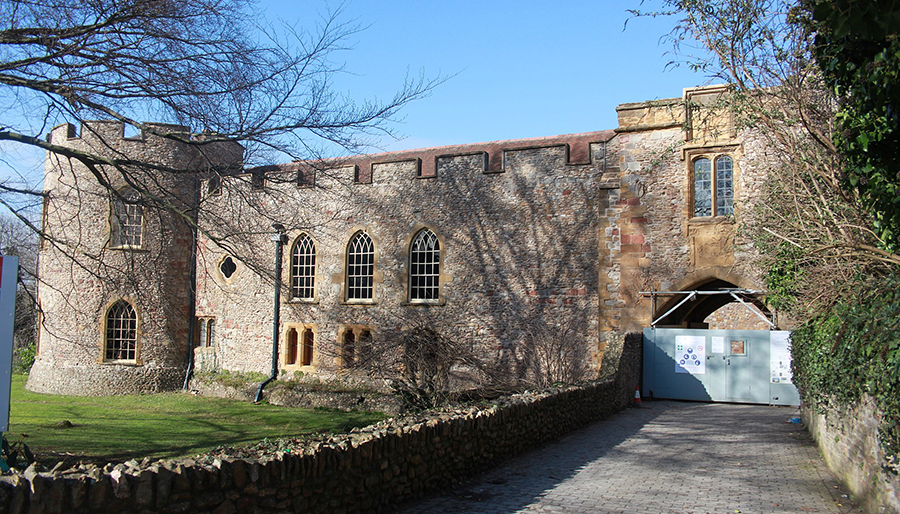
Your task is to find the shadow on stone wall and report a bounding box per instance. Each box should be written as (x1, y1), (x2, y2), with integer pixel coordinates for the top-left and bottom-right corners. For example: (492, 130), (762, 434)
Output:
(803, 396), (900, 514)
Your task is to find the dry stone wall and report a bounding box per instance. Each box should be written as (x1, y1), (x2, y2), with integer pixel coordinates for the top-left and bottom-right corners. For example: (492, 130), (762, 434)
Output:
(2, 334), (641, 514)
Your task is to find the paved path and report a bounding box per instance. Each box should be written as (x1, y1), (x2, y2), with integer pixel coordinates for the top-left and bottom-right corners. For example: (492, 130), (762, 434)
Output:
(397, 401), (861, 514)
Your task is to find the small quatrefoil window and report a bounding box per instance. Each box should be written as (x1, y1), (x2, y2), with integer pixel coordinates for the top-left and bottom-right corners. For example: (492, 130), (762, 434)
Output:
(220, 256), (237, 279)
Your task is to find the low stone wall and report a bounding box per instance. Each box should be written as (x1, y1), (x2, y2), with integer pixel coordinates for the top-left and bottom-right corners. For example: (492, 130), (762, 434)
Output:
(803, 395), (900, 514)
(3, 334), (640, 514)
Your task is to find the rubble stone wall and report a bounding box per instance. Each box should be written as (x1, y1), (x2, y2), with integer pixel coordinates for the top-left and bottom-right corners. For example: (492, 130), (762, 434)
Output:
(2, 333), (641, 514)
(28, 122), (237, 395)
(804, 396), (900, 514)
(195, 133), (617, 380)
(29, 86), (774, 395)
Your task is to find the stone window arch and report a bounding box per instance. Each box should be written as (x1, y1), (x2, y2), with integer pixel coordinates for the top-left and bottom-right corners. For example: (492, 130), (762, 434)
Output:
(284, 323), (316, 369)
(110, 187), (143, 248)
(290, 234), (316, 301)
(345, 231), (375, 301)
(104, 300), (138, 361)
(409, 228), (441, 302)
(340, 326), (372, 368)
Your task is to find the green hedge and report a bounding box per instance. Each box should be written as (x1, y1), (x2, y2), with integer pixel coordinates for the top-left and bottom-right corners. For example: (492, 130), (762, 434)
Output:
(792, 273), (900, 468)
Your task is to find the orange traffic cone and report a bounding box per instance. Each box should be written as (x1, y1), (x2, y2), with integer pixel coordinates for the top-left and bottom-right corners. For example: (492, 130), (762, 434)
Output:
(633, 386), (642, 407)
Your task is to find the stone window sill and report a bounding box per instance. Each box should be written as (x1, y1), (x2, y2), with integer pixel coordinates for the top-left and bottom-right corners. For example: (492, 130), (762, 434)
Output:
(286, 298), (319, 305)
(402, 299), (446, 306)
(99, 359), (143, 366)
(688, 216), (735, 226)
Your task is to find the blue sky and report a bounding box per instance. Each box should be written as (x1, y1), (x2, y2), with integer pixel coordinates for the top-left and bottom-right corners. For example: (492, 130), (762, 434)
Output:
(2, 1), (707, 190)
(260, 0), (707, 152)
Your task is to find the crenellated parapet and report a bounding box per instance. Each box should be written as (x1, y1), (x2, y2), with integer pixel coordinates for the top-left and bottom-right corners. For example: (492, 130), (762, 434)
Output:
(46, 121), (244, 175)
(48, 120), (190, 144)
(245, 130), (617, 186)
(30, 85), (774, 396)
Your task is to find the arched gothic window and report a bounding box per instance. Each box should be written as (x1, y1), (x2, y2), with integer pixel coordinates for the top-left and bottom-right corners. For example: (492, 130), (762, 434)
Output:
(110, 188), (142, 248)
(693, 155), (734, 217)
(409, 229), (440, 301)
(300, 328), (314, 366)
(346, 231), (374, 301)
(105, 300), (137, 361)
(291, 234), (316, 300)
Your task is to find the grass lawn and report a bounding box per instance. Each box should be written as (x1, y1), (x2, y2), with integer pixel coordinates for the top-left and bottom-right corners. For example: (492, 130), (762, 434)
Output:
(8, 374), (385, 466)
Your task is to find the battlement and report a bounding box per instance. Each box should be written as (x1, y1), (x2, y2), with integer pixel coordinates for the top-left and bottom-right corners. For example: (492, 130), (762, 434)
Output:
(47, 121), (193, 145)
(46, 121), (244, 173)
(246, 130), (617, 186)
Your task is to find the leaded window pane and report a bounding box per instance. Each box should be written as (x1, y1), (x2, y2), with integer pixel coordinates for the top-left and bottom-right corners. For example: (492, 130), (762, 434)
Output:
(111, 189), (142, 247)
(346, 232), (374, 300)
(716, 156), (734, 216)
(693, 158), (712, 217)
(105, 300), (137, 360)
(410, 229), (440, 301)
(291, 234), (316, 300)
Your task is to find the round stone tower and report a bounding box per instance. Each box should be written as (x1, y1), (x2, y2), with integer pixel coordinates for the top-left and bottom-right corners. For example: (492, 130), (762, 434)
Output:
(27, 121), (242, 395)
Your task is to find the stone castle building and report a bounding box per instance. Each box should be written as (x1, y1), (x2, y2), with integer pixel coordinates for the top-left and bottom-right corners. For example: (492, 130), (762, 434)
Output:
(27, 85), (775, 395)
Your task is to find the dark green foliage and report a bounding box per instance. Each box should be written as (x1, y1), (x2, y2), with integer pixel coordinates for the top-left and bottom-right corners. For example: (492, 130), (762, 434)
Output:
(806, 0), (900, 251)
(792, 273), (900, 468)
(762, 242), (806, 311)
(13, 342), (35, 374)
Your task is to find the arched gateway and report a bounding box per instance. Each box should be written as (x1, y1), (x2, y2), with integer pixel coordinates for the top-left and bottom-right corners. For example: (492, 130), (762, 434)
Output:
(640, 274), (798, 406)
(647, 274), (774, 329)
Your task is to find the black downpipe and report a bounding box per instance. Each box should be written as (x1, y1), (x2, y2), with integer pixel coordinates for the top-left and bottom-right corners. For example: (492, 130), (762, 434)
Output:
(183, 223), (199, 390)
(255, 223), (287, 403)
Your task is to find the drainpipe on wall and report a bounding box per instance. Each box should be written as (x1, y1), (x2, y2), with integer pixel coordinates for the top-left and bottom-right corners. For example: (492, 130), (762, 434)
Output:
(255, 223), (287, 403)
(182, 223), (199, 390)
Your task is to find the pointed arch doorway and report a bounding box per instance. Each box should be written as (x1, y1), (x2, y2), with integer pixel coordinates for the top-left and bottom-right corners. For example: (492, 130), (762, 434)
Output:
(640, 277), (799, 406)
(646, 277), (774, 330)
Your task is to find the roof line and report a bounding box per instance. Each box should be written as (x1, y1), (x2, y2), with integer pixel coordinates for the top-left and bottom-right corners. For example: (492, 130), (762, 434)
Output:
(250, 129), (616, 177)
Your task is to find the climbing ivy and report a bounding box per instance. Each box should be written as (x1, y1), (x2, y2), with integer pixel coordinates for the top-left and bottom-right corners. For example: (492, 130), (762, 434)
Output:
(791, 272), (900, 470)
